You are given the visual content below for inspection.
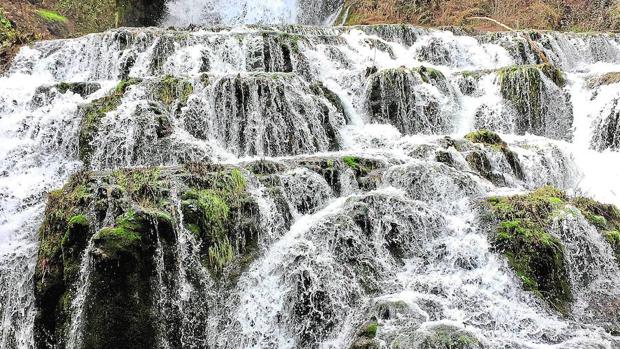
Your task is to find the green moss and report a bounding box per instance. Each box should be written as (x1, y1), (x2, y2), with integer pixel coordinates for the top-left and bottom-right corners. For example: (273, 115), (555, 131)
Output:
(363, 321), (378, 338)
(181, 168), (251, 274)
(93, 210), (145, 258)
(342, 156), (371, 175)
(498, 65), (565, 131)
(155, 75), (194, 106)
(68, 214), (89, 226)
(36, 10), (68, 23)
(572, 196), (620, 231)
(487, 186), (572, 314)
(573, 197), (620, 262)
(111, 167), (165, 206)
(465, 129), (506, 147)
(605, 231), (620, 260)
(79, 79), (140, 163)
(414, 66), (445, 84)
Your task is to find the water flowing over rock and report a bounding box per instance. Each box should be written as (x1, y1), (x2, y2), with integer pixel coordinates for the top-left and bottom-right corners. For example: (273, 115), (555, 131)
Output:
(163, 0), (343, 26)
(1, 22), (620, 349)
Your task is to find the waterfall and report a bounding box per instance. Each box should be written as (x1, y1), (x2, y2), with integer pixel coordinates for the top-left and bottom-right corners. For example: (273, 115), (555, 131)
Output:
(1, 22), (620, 349)
(163, 0), (343, 26)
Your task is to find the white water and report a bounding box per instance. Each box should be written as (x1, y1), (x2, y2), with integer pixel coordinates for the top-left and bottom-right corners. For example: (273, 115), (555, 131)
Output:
(163, 0), (342, 26)
(0, 23), (619, 348)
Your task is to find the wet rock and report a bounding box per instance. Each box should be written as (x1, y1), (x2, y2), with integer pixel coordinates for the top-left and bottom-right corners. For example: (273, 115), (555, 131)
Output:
(366, 67), (454, 135)
(485, 187), (574, 314)
(33, 165), (265, 348)
(496, 65), (573, 141)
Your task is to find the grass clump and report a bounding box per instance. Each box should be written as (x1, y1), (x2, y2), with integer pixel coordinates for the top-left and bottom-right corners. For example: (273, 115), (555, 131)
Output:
(362, 321), (378, 338)
(342, 156), (372, 176)
(36, 10), (68, 23)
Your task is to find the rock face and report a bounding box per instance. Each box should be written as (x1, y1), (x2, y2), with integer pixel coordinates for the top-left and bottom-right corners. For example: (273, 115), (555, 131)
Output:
(592, 99), (620, 151)
(117, 0), (167, 27)
(3, 24), (620, 349)
(31, 128), (620, 348)
(366, 67), (455, 135)
(462, 64), (573, 141)
(484, 186), (620, 327)
(33, 166), (261, 349)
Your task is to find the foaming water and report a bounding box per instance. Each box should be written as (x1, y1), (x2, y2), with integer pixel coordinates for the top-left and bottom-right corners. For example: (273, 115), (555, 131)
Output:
(163, 0), (343, 26)
(1, 25), (620, 348)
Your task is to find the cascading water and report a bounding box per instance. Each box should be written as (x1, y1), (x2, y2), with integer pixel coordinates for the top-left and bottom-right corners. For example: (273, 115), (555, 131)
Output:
(163, 0), (343, 26)
(0, 10), (620, 349)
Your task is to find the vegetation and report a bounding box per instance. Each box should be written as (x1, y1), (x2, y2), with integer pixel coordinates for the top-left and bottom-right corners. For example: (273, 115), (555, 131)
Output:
(183, 164), (261, 276)
(36, 9), (67, 23)
(487, 186), (620, 314)
(418, 326), (480, 349)
(487, 186), (572, 314)
(465, 129), (506, 147)
(78, 79), (140, 163)
(339, 0), (620, 32)
(155, 75), (194, 106)
(343, 156), (373, 177)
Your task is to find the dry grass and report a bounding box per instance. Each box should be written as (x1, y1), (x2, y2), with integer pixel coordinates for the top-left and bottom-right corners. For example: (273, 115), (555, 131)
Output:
(342, 0), (620, 32)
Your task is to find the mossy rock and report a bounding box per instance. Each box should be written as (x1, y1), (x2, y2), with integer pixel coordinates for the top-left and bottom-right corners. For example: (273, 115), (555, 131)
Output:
(572, 196), (620, 262)
(587, 72), (620, 88)
(464, 129), (506, 147)
(486, 186), (573, 314)
(78, 79), (140, 164)
(418, 325), (482, 349)
(464, 130), (524, 182)
(153, 75), (194, 107)
(180, 168), (260, 276)
(350, 318), (380, 349)
(497, 64), (567, 138)
(33, 164), (263, 348)
(55, 82), (101, 97)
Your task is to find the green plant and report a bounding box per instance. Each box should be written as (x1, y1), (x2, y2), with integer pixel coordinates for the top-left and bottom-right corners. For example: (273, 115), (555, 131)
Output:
(36, 10), (68, 23)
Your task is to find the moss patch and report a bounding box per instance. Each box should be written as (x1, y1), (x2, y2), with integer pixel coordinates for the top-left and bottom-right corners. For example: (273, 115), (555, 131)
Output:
(181, 167), (258, 275)
(487, 186), (572, 314)
(343, 156), (373, 176)
(78, 78), (140, 164)
(423, 328), (480, 349)
(572, 196), (620, 262)
(465, 129), (507, 147)
(36, 10), (68, 23)
(488, 186), (620, 311)
(155, 75), (194, 106)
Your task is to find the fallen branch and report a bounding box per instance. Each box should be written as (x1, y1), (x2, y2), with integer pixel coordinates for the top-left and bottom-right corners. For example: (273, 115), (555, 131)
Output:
(467, 16), (550, 64)
(468, 16), (514, 31)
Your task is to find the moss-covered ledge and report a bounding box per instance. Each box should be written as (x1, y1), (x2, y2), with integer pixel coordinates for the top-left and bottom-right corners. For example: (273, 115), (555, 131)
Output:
(78, 78), (141, 165)
(484, 186), (620, 315)
(33, 164), (260, 349)
(464, 129), (524, 183)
